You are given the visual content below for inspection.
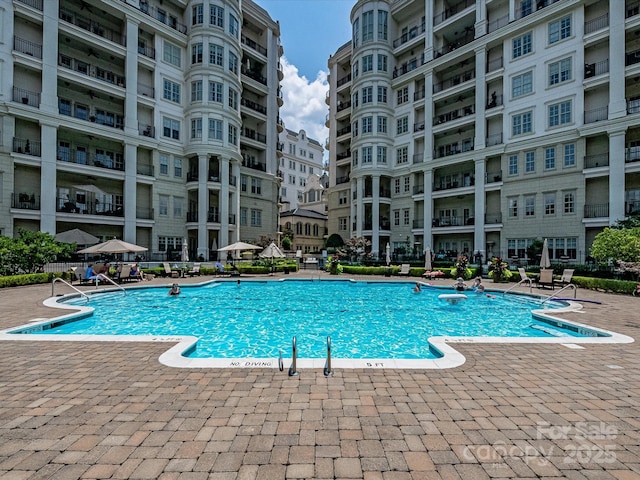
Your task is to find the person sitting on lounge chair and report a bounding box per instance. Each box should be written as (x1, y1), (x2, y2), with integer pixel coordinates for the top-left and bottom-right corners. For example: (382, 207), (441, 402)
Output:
(130, 263), (143, 280)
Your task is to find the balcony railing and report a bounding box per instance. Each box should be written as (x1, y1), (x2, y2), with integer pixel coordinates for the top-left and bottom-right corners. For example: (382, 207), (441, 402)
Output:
(433, 31), (475, 59)
(584, 153), (609, 169)
(628, 99), (640, 114)
(414, 89), (425, 101)
(627, 1), (640, 18)
(59, 54), (126, 87)
(486, 133), (504, 147)
(434, 138), (474, 158)
(138, 123), (155, 138)
(56, 197), (123, 216)
(413, 184), (425, 195)
(584, 13), (609, 34)
(136, 163), (154, 176)
(242, 159), (266, 171)
(393, 55), (425, 79)
(487, 93), (503, 109)
(12, 137), (41, 156)
(336, 74), (351, 87)
(433, 0), (474, 25)
(584, 106), (608, 124)
(241, 128), (266, 144)
(433, 68), (475, 93)
(136, 207), (154, 220)
(434, 172), (475, 191)
(336, 100), (351, 112)
(241, 66), (267, 85)
(12, 86), (40, 107)
(625, 48), (640, 66)
(137, 45), (155, 59)
(626, 146), (640, 163)
(116, 0), (187, 34)
(487, 15), (509, 34)
(413, 153), (424, 164)
(16, 0), (43, 10)
(13, 36), (42, 59)
(241, 35), (267, 56)
(584, 59), (609, 78)
(335, 176), (350, 185)
(433, 216), (470, 227)
(336, 125), (351, 137)
(59, 99), (124, 130)
(434, 105), (475, 126)
(59, 9), (126, 46)
(187, 211), (198, 222)
(336, 150), (351, 161)
(11, 193), (41, 210)
(414, 121), (426, 132)
(412, 219), (424, 229)
(627, 200), (640, 215)
(241, 98), (267, 115)
(392, 22), (426, 48)
(137, 83), (154, 98)
(485, 170), (502, 183)
(485, 212), (502, 224)
(486, 56), (504, 73)
(57, 147), (124, 171)
(584, 203), (609, 218)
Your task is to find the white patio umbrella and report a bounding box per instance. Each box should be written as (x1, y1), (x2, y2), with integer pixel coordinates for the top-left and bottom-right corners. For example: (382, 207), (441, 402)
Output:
(181, 239), (189, 262)
(260, 242), (285, 259)
(78, 238), (147, 254)
(424, 246), (432, 271)
(55, 228), (99, 246)
(385, 243), (391, 266)
(218, 241), (262, 252)
(540, 238), (551, 269)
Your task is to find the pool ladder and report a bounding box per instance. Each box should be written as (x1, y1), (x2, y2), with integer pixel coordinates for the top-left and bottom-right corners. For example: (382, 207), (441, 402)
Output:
(279, 335), (334, 377)
(541, 283), (577, 304)
(51, 278), (89, 301)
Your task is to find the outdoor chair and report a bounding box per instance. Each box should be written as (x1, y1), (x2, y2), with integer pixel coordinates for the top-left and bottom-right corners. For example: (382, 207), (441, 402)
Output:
(537, 269), (555, 290)
(187, 263), (201, 276)
(163, 262), (179, 278)
(559, 269), (574, 287)
(517, 267), (533, 287)
(399, 264), (411, 276)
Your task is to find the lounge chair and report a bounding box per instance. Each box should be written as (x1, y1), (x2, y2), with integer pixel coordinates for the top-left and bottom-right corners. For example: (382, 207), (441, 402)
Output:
(537, 269), (555, 290)
(116, 264), (132, 283)
(163, 262), (179, 278)
(423, 270), (445, 280)
(187, 262), (201, 276)
(74, 267), (88, 285)
(517, 268), (533, 287)
(399, 264), (411, 276)
(559, 269), (574, 286)
(213, 262), (227, 276)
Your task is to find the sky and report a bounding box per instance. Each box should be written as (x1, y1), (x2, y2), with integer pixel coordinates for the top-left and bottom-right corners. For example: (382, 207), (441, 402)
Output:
(254, 0), (354, 156)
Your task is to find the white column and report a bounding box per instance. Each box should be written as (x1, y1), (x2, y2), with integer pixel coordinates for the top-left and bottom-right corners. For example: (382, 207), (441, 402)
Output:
(349, 181), (356, 238)
(40, 0), (59, 114)
(123, 142), (137, 242)
(371, 175), (380, 255)
(609, 0), (626, 119)
(220, 160), (231, 245)
(475, 47), (487, 151)
(422, 169), (433, 248)
(473, 158), (486, 260)
(356, 177), (364, 237)
(475, 0), (487, 37)
(424, 73), (434, 162)
(609, 130), (626, 224)
(39, 123), (58, 233)
(198, 154), (208, 257)
(124, 18), (140, 135)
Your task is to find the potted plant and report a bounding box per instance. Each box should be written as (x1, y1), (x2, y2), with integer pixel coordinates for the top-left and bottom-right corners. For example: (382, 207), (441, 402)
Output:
(488, 257), (512, 282)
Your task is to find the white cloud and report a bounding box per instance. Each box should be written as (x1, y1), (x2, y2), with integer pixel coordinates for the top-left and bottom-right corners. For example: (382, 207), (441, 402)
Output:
(279, 57), (329, 153)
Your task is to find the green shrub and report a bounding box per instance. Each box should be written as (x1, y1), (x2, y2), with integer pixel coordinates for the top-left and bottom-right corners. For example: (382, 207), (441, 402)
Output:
(572, 276), (637, 294)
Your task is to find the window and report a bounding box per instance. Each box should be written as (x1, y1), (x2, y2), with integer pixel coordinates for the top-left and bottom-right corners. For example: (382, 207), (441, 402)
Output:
(396, 117), (408, 135)
(288, 174), (295, 185)
(563, 191), (575, 213)
(525, 195), (535, 216)
(159, 154), (169, 175)
(209, 44), (223, 66)
(339, 217), (348, 231)
(209, 81), (223, 103)
(163, 41), (181, 66)
(162, 117), (180, 140)
(545, 147), (555, 169)
(229, 13), (239, 38)
(508, 154), (518, 175)
(362, 116), (372, 134)
(512, 71), (533, 98)
(549, 58), (572, 85)
(352, 150), (358, 166)
(163, 79), (181, 103)
(508, 197), (518, 217)
(209, 119), (222, 140)
(251, 178), (262, 195)
(378, 10), (388, 40)
(396, 146), (408, 164)
(352, 91), (358, 108)
(191, 81), (202, 102)
(377, 116), (387, 133)
(404, 177), (410, 193)
(191, 118), (202, 139)
(362, 10), (373, 42)
(377, 86), (387, 103)
(240, 175), (247, 192)
(377, 54), (387, 71)
(512, 111), (532, 136)
(397, 87), (408, 105)
(525, 151), (535, 173)
(563, 143), (576, 166)
(228, 87), (238, 110)
(362, 86), (373, 104)
(228, 124), (237, 145)
(192, 4), (203, 25)
(352, 18), (359, 47)
(338, 191), (348, 205)
(289, 160), (295, 169)
(362, 146), (372, 163)
(173, 196), (183, 216)
(544, 192), (556, 215)
(377, 146), (387, 163)
(210, 5), (224, 27)
(289, 144), (296, 155)
(240, 207), (247, 225)
(228, 52), (238, 74)
(512, 32), (532, 59)
(362, 54), (373, 73)
(549, 15), (571, 44)
(507, 238), (533, 258)
(393, 210), (400, 226)
(352, 121), (358, 137)
(394, 178), (400, 194)
(191, 43), (203, 63)
(159, 195), (169, 216)
(548, 100), (571, 127)
(403, 209), (410, 225)
(547, 237), (577, 260)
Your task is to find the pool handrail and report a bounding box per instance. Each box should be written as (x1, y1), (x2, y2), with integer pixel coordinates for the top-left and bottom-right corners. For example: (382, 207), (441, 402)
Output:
(324, 336), (334, 377)
(288, 336), (299, 376)
(97, 274), (127, 295)
(541, 283), (577, 304)
(502, 277), (533, 295)
(51, 277), (89, 301)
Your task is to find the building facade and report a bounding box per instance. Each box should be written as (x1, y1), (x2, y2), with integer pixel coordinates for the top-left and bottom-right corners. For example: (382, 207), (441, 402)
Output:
(1, 0), (283, 261)
(326, 0), (639, 264)
(277, 128), (325, 211)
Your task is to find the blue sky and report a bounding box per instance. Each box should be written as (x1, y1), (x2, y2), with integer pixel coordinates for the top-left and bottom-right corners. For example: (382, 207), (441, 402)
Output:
(254, 0), (354, 154)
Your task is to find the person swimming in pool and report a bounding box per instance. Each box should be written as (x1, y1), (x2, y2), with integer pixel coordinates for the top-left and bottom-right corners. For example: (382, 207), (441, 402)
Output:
(413, 282), (421, 293)
(454, 277), (467, 292)
(168, 283), (181, 296)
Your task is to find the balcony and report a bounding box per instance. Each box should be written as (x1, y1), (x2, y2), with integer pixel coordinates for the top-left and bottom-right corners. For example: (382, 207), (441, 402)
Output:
(433, 68), (475, 93)
(12, 193), (41, 210)
(584, 59), (609, 79)
(433, 31), (475, 59)
(625, 48), (640, 67)
(241, 128), (266, 144)
(56, 198), (123, 216)
(434, 171), (474, 191)
(12, 87), (40, 107)
(337, 100), (351, 112)
(627, 1), (640, 18)
(15, 0), (43, 10)
(137, 83), (154, 98)
(59, 9), (126, 46)
(137, 45), (155, 60)
(115, 0), (187, 34)
(393, 55), (425, 79)
(584, 203), (609, 218)
(584, 106), (608, 124)
(485, 212), (502, 224)
(413, 153), (424, 164)
(487, 15), (509, 34)
(434, 105), (475, 126)
(57, 147), (124, 172)
(59, 54), (126, 87)
(486, 93), (503, 109)
(187, 211), (198, 222)
(59, 98), (124, 130)
(13, 36), (42, 59)
(336, 125), (351, 137)
(138, 123), (155, 138)
(208, 210), (220, 223)
(485, 170), (502, 183)
(241, 35), (267, 56)
(136, 163), (154, 176)
(336, 73), (351, 87)
(433, 216), (471, 227)
(433, 0), (474, 25)
(584, 153), (609, 169)
(434, 138), (474, 159)
(136, 207), (154, 220)
(584, 13), (609, 34)
(241, 66), (267, 85)
(335, 176), (350, 185)
(241, 98), (267, 115)
(413, 218), (424, 229)
(486, 56), (504, 73)
(414, 121), (426, 132)
(628, 99), (640, 115)
(486, 133), (503, 147)
(12, 137), (41, 157)
(413, 184), (425, 195)
(242, 158), (266, 172)
(392, 21), (426, 48)
(626, 146), (640, 163)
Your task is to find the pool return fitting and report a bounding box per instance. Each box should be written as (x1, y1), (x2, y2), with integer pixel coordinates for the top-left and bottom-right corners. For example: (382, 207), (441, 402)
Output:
(288, 336), (299, 376)
(324, 336), (334, 376)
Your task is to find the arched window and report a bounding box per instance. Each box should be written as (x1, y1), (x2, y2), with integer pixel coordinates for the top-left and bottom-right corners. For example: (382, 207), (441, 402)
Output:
(304, 223), (311, 235)
(313, 224), (319, 236)
(296, 222), (303, 234)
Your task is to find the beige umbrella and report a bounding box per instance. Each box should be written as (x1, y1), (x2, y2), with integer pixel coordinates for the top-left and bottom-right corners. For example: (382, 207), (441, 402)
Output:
(424, 246), (432, 271)
(540, 238), (551, 269)
(55, 228), (99, 246)
(181, 239), (189, 262)
(218, 241), (262, 252)
(385, 243), (391, 266)
(260, 242), (285, 258)
(78, 238), (147, 254)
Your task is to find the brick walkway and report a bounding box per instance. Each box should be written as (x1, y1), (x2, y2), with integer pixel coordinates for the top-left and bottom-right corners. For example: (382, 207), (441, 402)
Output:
(0, 273), (639, 479)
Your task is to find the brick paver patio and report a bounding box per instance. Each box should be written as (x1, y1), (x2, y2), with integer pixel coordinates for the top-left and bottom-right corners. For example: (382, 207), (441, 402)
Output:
(0, 272), (639, 479)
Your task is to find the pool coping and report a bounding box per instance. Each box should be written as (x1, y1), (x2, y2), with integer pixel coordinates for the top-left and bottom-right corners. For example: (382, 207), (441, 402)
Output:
(0, 279), (633, 370)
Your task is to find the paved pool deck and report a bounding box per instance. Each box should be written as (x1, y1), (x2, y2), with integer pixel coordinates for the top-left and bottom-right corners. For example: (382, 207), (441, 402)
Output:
(0, 272), (639, 479)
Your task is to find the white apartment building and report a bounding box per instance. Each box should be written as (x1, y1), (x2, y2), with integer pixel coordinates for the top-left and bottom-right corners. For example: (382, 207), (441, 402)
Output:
(326, 0), (640, 264)
(277, 128), (325, 210)
(1, 0), (283, 261)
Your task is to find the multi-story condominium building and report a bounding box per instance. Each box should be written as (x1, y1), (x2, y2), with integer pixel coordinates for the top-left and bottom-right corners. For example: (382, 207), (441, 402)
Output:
(326, 0), (639, 264)
(277, 128), (325, 211)
(1, 0), (283, 261)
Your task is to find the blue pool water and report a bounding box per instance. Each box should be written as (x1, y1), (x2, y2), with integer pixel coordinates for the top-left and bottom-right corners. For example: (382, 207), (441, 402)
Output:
(31, 280), (582, 359)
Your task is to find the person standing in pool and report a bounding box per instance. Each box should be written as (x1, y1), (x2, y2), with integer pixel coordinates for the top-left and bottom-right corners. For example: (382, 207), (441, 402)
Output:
(454, 277), (467, 291)
(168, 283), (181, 296)
(413, 282), (421, 293)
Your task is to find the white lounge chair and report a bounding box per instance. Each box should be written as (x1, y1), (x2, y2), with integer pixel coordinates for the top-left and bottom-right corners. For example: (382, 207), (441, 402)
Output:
(559, 269), (574, 286)
(537, 269), (555, 290)
(399, 264), (410, 276)
(187, 263), (201, 276)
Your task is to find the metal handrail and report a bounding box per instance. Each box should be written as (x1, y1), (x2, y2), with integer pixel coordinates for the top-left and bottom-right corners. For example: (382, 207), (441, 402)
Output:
(502, 277), (533, 295)
(324, 336), (333, 377)
(51, 277), (89, 301)
(288, 336), (299, 376)
(94, 274), (126, 294)
(541, 283), (577, 304)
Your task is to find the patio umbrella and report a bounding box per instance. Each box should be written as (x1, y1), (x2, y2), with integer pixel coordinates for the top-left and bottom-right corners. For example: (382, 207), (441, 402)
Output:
(424, 246), (432, 271)
(55, 228), (99, 246)
(385, 243), (391, 266)
(218, 241), (262, 252)
(260, 242), (285, 259)
(78, 238), (147, 254)
(181, 239), (189, 262)
(540, 238), (551, 269)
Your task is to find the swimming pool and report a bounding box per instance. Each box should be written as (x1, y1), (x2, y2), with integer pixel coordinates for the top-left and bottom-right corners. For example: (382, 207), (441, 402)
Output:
(3, 279), (632, 369)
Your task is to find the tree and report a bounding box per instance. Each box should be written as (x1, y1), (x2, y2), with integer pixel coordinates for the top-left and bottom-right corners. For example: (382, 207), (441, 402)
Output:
(0, 229), (74, 275)
(590, 227), (640, 264)
(526, 238), (544, 261)
(281, 236), (292, 251)
(325, 233), (344, 249)
(338, 237), (371, 263)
